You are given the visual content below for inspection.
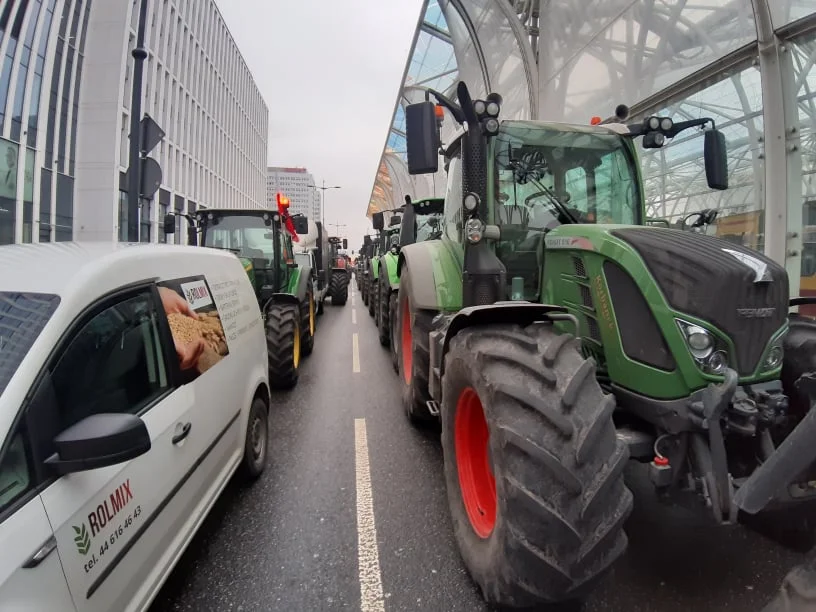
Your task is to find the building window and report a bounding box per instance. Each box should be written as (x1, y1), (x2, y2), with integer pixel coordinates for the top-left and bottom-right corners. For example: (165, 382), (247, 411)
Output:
(55, 172), (73, 241)
(39, 167), (52, 242)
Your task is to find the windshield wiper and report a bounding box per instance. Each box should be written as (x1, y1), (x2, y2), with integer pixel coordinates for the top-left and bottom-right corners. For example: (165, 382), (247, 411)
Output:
(530, 179), (579, 224)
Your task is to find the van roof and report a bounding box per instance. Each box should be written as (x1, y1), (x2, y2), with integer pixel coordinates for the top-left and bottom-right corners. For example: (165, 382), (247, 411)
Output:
(0, 242), (236, 297)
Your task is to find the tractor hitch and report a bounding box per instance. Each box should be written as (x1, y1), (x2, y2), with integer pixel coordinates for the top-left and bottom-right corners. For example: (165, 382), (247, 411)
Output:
(735, 373), (816, 514)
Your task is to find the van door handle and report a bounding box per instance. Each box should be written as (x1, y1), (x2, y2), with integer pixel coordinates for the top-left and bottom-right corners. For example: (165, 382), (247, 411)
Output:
(23, 535), (57, 568)
(172, 422), (192, 444)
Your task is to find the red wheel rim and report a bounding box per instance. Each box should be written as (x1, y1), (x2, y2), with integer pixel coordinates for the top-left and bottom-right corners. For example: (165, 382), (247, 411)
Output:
(401, 297), (412, 385)
(454, 387), (496, 538)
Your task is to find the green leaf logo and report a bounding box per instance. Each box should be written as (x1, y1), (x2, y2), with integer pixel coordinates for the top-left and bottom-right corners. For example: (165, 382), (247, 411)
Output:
(73, 524), (91, 556)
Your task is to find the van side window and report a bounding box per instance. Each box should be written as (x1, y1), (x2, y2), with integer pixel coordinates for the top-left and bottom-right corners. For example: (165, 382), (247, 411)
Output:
(0, 431), (33, 515)
(50, 291), (169, 432)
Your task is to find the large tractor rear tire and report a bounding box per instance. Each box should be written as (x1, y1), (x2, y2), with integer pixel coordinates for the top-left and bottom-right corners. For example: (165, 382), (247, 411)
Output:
(330, 272), (348, 306)
(362, 276), (369, 306)
(389, 292), (399, 374)
(396, 270), (436, 424)
(377, 269), (391, 347)
(301, 292), (316, 357)
(266, 303), (301, 390)
(441, 323), (632, 609)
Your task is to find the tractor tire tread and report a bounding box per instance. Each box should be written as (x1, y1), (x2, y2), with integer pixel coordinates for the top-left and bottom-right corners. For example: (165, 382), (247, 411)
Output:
(266, 303), (300, 390)
(441, 323), (632, 608)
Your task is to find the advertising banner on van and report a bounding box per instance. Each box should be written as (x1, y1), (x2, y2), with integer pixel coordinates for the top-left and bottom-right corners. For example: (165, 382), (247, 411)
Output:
(157, 276), (230, 378)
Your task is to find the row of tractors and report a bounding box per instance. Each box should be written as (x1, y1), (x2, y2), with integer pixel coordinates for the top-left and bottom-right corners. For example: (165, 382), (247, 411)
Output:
(164, 193), (351, 390)
(357, 81), (816, 610)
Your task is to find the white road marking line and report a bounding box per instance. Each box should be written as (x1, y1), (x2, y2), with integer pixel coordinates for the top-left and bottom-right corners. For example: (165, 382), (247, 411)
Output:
(352, 333), (361, 373)
(354, 418), (385, 612)
(352, 309), (357, 324)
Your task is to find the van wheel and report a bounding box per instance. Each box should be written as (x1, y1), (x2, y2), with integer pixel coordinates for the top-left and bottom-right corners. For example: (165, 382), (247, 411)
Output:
(238, 397), (268, 482)
(267, 303), (300, 389)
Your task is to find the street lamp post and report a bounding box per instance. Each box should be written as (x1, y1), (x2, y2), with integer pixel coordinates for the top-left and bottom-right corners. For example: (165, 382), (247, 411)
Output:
(127, 0), (150, 242)
(308, 179), (341, 229)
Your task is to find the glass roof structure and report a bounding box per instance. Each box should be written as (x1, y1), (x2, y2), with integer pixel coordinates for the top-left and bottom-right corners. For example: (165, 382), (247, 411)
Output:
(367, 0), (816, 292)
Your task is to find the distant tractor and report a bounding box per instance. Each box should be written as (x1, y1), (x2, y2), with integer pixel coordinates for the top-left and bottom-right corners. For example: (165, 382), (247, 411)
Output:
(165, 193), (313, 389)
(327, 236), (350, 306)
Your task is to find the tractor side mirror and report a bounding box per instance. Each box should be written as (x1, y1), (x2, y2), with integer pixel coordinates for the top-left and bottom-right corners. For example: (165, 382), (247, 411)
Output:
(405, 101), (440, 175)
(704, 129), (728, 191)
(187, 226), (197, 246)
(363, 235), (372, 247)
(372, 211), (384, 231)
(292, 216), (309, 235)
(400, 202), (417, 246)
(343, 238), (348, 250)
(163, 213), (175, 234)
(389, 214), (402, 227)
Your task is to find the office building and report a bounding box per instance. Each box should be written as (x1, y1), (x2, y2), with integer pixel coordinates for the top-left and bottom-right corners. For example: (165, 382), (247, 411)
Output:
(0, 0), (268, 245)
(267, 166), (321, 220)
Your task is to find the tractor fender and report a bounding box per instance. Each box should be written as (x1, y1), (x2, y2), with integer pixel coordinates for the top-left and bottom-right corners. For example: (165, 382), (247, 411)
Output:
(293, 265), (312, 301)
(397, 241), (462, 312)
(382, 252), (400, 290)
(262, 293), (300, 315)
(427, 303), (573, 402)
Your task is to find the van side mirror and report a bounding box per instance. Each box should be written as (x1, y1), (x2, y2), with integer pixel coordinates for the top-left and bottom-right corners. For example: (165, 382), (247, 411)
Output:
(372, 212), (384, 231)
(44, 413), (151, 475)
(163, 213), (175, 234)
(704, 129), (728, 190)
(343, 238), (348, 250)
(405, 101), (440, 175)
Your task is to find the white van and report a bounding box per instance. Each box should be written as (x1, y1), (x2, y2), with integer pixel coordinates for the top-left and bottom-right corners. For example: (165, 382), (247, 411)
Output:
(0, 242), (270, 612)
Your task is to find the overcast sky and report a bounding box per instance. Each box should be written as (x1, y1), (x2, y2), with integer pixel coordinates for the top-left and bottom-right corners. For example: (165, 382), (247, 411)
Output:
(214, 0), (422, 251)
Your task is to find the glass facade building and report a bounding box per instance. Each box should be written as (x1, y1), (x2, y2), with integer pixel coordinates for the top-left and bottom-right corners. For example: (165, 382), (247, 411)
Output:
(0, 0), (86, 244)
(370, 0), (816, 300)
(0, 0), (268, 246)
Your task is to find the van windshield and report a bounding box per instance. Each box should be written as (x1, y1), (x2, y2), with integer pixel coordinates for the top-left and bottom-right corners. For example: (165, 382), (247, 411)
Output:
(0, 292), (61, 399)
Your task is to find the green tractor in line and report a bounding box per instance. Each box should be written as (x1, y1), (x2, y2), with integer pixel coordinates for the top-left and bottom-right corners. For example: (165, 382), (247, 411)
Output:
(394, 81), (816, 609)
(367, 218), (402, 321)
(165, 193), (314, 390)
(371, 196), (445, 371)
(326, 235), (350, 306)
(359, 236), (376, 306)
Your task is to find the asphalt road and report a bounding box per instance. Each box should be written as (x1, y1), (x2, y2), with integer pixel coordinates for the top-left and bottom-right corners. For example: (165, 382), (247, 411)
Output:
(150, 280), (806, 612)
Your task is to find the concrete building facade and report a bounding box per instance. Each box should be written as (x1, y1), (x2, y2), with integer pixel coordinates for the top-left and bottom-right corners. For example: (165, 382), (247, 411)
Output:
(0, 0), (268, 246)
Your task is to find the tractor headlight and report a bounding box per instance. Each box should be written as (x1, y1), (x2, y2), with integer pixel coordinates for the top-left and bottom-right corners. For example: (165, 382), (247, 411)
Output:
(677, 319), (730, 375)
(465, 218), (484, 244)
(762, 339), (784, 371)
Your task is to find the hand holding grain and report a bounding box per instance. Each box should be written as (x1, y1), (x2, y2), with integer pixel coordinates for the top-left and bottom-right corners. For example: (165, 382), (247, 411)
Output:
(176, 337), (206, 370)
(159, 286), (198, 319)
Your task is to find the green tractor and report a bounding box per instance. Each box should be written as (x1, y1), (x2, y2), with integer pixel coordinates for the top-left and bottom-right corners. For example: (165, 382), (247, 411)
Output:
(371, 196), (445, 370)
(327, 236), (350, 306)
(394, 81), (814, 609)
(367, 220), (402, 321)
(165, 194), (315, 389)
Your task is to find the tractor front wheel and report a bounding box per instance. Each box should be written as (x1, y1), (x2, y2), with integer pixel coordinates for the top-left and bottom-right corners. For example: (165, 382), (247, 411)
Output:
(389, 292), (399, 374)
(440, 323), (632, 609)
(396, 270), (435, 424)
(368, 279), (377, 318)
(266, 303), (301, 390)
(377, 269), (391, 347)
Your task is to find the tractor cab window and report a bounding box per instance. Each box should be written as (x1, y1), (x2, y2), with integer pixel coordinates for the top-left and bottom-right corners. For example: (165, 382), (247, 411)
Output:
(202, 214), (276, 270)
(491, 123), (641, 300)
(415, 211), (444, 243)
(493, 122), (641, 233)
